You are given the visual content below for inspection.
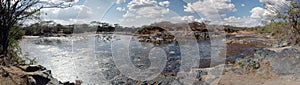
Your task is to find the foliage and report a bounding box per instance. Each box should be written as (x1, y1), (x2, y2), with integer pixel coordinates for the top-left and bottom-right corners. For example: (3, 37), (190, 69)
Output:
(136, 25), (150, 34)
(0, 0), (75, 65)
(258, 22), (286, 35)
(263, 0), (300, 45)
(9, 25), (25, 53)
(22, 22), (76, 35)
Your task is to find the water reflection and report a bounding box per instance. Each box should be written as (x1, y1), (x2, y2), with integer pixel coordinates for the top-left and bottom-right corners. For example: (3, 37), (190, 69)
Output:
(19, 31), (222, 84)
(95, 31), (216, 84)
(96, 34), (117, 43)
(34, 38), (62, 45)
(131, 35), (181, 74)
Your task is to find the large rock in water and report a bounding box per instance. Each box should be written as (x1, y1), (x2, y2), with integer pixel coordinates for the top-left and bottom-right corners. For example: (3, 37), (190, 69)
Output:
(255, 47), (300, 75)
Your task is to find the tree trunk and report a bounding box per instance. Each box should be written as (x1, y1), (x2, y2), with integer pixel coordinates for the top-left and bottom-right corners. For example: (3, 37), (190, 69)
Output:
(288, 20), (300, 45)
(1, 26), (9, 57)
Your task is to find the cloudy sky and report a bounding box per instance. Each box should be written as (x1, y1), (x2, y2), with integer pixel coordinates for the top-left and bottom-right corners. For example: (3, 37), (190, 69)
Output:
(40, 0), (288, 27)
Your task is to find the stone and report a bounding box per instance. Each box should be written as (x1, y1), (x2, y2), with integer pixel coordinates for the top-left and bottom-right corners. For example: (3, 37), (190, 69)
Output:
(75, 80), (83, 85)
(60, 81), (75, 85)
(25, 65), (46, 72)
(2, 72), (9, 77)
(26, 76), (36, 85)
(254, 48), (300, 75)
(193, 81), (209, 85)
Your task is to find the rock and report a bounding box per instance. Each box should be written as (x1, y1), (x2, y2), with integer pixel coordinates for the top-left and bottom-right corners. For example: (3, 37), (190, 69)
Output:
(272, 40), (288, 48)
(26, 76), (37, 85)
(23, 65), (78, 85)
(193, 81), (209, 85)
(2, 72), (9, 77)
(26, 65), (46, 72)
(1, 65), (77, 85)
(75, 80), (83, 85)
(254, 48), (300, 75)
(60, 81), (75, 85)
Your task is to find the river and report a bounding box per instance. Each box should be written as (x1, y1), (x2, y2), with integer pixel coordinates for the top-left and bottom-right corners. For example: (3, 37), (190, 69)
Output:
(19, 34), (227, 84)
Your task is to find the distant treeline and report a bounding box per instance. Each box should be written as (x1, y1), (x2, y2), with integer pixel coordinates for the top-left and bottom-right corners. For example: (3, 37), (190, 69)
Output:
(21, 21), (268, 36)
(223, 25), (261, 33)
(22, 21), (138, 36)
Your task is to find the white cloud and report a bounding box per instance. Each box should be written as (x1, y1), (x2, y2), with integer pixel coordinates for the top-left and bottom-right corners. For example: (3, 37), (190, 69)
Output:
(116, 7), (126, 11)
(159, 1), (170, 7)
(223, 6), (274, 27)
(118, 0), (170, 26)
(123, 11), (135, 18)
(42, 5), (92, 20)
(118, 0), (173, 27)
(41, 5), (92, 24)
(224, 4), (279, 27)
(126, 0), (169, 18)
(169, 16), (208, 23)
(184, 0), (236, 21)
(116, 0), (126, 4)
(259, 0), (289, 5)
(137, 6), (169, 18)
(41, 0), (80, 4)
(181, 16), (195, 21)
(48, 19), (91, 25)
(32, 0), (116, 25)
(224, 16), (244, 23)
(259, 0), (289, 19)
(136, 16), (142, 19)
(195, 18), (208, 23)
(224, 16), (262, 27)
(127, 0), (157, 11)
(250, 7), (265, 19)
(223, 4), (280, 27)
(119, 17), (153, 27)
(241, 4), (245, 7)
(119, 18), (140, 27)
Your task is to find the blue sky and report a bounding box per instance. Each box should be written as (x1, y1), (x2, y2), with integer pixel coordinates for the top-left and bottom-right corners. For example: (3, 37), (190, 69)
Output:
(229, 0), (263, 17)
(41, 0), (286, 27)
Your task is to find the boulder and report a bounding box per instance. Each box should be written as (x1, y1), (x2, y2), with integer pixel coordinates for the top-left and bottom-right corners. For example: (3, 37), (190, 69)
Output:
(22, 65), (79, 85)
(254, 48), (300, 75)
(25, 65), (46, 72)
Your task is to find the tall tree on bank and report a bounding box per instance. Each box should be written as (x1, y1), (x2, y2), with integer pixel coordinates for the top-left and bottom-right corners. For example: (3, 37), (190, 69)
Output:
(0, 0), (74, 62)
(263, 0), (300, 45)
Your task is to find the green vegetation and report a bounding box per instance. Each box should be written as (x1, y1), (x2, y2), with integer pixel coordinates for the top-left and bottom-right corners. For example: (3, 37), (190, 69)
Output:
(22, 21), (76, 35)
(258, 22), (285, 33)
(22, 21), (138, 35)
(0, 0), (74, 65)
(226, 0), (300, 46)
(263, 0), (300, 45)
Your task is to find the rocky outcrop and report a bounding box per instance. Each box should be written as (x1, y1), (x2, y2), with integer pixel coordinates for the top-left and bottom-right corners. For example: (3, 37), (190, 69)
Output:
(254, 47), (300, 75)
(0, 65), (81, 85)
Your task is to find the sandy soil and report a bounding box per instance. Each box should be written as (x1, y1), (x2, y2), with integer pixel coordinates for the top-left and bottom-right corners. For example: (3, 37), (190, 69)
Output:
(0, 66), (27, 85)
(218, 72), (300, 85)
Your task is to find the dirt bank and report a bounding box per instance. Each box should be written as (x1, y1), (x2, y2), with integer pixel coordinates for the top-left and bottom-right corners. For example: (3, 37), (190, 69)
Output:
(0, 65), (81, 85)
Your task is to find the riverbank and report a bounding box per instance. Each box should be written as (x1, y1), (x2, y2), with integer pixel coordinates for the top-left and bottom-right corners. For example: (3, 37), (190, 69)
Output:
(217, 31), (300, 85)
(0, 65), (82, 85)
(217, 46), (300, 85)
(9, 30), (300, 85)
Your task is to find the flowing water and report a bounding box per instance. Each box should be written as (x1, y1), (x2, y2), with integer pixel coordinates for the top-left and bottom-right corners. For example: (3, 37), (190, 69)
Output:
(19, 34), (226, 84)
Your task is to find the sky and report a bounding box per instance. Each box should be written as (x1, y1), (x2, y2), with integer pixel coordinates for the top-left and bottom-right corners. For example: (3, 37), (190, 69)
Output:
(39, 0), (289, 27)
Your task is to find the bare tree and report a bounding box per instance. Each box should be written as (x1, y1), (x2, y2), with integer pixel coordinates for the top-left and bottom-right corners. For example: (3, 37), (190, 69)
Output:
(263, 0), (300, 45)
(0, 0), (75, 63)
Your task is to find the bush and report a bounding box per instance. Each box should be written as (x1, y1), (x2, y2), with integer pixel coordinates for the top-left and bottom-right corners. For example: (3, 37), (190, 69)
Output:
(0, 25), (25, 65)
(258, 22), (286, 38)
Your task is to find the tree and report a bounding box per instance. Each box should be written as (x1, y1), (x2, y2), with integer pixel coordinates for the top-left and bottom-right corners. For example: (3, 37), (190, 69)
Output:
(263, 0), (300, 45)
(0, 0), (75, 64)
